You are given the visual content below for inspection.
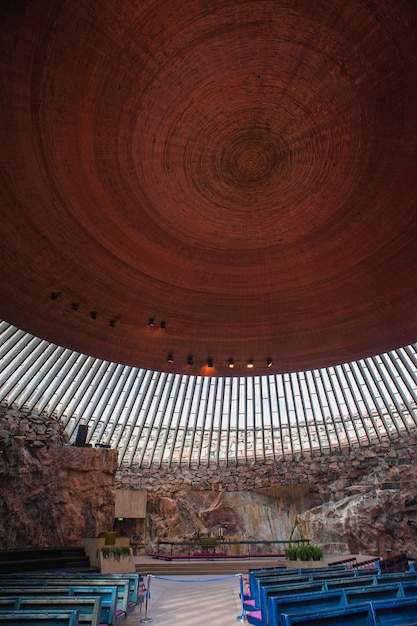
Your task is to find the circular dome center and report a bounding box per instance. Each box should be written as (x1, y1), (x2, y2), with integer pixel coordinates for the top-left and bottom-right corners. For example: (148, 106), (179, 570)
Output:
(220, 132), (283, 190)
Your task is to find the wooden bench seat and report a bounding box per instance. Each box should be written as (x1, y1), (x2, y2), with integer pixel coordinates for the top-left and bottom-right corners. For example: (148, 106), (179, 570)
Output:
(250, 589), (347, 625)
(0, 610), (80, 626)
(0, 586), (117, 626)
(256, 581), (417, 626)
(14, 596), (101, 626)
(9, 572), (143, 608)
(69, 585), (120, 625)
(0, 577), (131, 619)
(283, 596), (417, 626)
(283, 604), (374, 626)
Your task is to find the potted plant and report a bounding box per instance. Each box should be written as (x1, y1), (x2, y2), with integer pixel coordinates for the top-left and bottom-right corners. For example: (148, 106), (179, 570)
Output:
(284, 544), (298, 561)
(297, 542), (313, 561)
(310, 544), (323, 561)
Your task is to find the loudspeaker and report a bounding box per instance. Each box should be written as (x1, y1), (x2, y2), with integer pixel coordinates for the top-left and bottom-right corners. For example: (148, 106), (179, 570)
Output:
(74, 424), (89, 447)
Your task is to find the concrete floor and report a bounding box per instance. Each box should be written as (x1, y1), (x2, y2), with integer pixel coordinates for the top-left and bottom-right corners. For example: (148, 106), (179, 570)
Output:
(124, 574), (244, 625)
(124, 554), (376, 625)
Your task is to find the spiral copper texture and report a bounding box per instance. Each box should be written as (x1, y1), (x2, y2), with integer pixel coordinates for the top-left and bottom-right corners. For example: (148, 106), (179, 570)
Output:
(1, 1), (417, 376)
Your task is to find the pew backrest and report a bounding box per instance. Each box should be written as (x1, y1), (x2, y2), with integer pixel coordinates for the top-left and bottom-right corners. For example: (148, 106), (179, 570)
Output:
(252, 574), (311, 602)
(15, 596), (101, 626)
(37, 578), (130, 616)
(0, 598), (19, 608)
(344, 583), (404, 605)
(69, 586), (118, 626)
(268, 590), (346, 626)
(325, 576), (376, 590)
(258, 583), (326, 621)
(370, 596), (417, 625)
(282, 604), (374, 626)
(376, 571), (417, 585)
(9, 572), (142, 606)
(0, 610), (80, 626)
(0, 587), (71, 596)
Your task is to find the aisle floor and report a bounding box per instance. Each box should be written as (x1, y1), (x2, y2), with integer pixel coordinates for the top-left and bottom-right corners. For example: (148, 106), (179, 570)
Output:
(124, 574), (244, 625)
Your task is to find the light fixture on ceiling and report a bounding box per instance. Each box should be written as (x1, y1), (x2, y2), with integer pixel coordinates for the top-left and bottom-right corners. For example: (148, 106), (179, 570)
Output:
(228, 358), (235, 368)
(148, 317), (155, 326)
(160, 320), (166, 329)
(207, 357), (214, 368)
(50, 291), (59, 300)
(71, 302), (79, 311)
(167, 352), (174, 363)
(267, 357), (273, 367)
(187, 354), (193, 365)
(247, 358), (254, 368)
(90, 311), (97, 320)
(109, 319), (116, 328)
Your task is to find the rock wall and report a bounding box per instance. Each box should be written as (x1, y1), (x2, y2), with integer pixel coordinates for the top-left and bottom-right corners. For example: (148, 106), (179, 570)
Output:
(117, 434), (417, 557)
(0, 402), (118, 549)
(2, 400), (417, 557)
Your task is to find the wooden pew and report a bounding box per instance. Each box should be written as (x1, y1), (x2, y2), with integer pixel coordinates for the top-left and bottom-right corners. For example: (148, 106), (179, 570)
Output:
(281, 604), (374, 625)
(0, 611), (80, 626)
(248, 589), (346, 626)
(283, 596), (417, 626)
(253, 581), (413, 626)
(268, 583), (417, 626)
(0, 577), (130, 619)
(0, 587), (117, 626)
(371, 596), (417, 625)
(69, 586), (119, 626)
(0, 598), (19, 609)
(325, 576), (376, 590)
(247, 574), (380, 624)
(9, 572), (143, 609)
(376, 552), (409, 574)
(375, 570), (417, 585)
(247, 569), (376, 612)
(14, 596), (102, 626)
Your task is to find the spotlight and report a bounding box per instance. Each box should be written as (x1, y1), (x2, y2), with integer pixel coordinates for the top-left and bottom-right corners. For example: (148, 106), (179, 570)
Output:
(247, 358), (254, 368)
(187, 354), (193, 365)
(160, 320), (166, 329)
(71, 302), (79, 311)
(207, 357), (214, 368)
(50, 291), (59, 300)
(90, 311), (97, 320)
(148, 317), (155, 326)
(267, 357), (273, 367)
(228, 358), (235, 368)
(109, 319), (116, 328)
(167, 352), (174, 363)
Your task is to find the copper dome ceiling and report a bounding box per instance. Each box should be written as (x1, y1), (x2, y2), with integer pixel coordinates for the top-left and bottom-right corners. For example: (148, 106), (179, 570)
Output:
(1, 0), (417, 377)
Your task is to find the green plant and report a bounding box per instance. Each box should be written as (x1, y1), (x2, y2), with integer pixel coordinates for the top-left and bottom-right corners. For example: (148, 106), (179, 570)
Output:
(101, 546), (131, 561)
(296, 542), (313, 561)
(284, 544), (298, 560)
(310, 544), (323, 561)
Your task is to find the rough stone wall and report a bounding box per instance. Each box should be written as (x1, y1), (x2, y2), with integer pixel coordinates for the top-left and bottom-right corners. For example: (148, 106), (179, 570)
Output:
(2, 399), (417, 557)
(0, 402), (118, 549)
(117, 434), (417, 557)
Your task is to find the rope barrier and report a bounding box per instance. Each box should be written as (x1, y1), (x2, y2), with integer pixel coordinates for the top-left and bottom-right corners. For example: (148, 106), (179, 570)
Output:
(152, 573), (238, 583)
(139, 572), (248, 622)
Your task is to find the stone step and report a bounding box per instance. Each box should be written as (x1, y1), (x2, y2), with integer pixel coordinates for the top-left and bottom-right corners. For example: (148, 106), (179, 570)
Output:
(136, 557), (286, 577)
